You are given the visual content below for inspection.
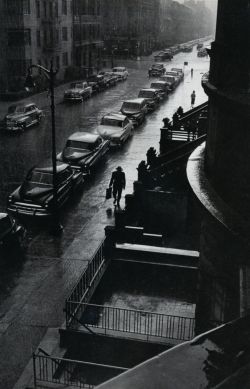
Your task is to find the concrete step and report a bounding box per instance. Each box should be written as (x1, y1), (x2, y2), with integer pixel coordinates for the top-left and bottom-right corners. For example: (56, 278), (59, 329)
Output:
(114, 243), (199, 269)
(122, 226), (163, 246)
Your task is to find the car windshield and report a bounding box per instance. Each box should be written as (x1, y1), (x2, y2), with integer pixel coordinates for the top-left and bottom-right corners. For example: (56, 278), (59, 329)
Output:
(151, 84), (162, 89)
(139, 90), (155, 98)
(71, 83), (83, 88)
(24, 171), (53, 190)
(113, 68), (125, 72)
(66, 140), (94, 150)
(12, 106), (26, 113)
(122, 102), (140, 110)
(102, 118), (123, 127)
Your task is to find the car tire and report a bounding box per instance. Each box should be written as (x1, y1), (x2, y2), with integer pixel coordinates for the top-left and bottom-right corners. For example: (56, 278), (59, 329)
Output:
(21, 123), (26, 132)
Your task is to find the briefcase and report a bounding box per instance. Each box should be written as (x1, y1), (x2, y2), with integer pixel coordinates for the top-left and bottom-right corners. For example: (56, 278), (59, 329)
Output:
(106, 187), (112, 200)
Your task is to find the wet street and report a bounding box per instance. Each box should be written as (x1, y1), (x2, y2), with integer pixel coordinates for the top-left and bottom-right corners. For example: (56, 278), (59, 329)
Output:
(0, 46), (210, 388)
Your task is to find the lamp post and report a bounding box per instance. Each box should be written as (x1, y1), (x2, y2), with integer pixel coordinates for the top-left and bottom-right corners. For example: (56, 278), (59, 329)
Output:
(25, 60), (63, 233)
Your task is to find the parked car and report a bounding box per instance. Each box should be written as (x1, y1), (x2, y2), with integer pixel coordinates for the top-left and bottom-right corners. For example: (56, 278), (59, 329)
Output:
(98, 71), (117, 87)
(182, 45), (193, 53)
(87, 74), (106, 90)
(64, 81), (92, 103)
(154, 51), (172, 62)
(120, 98), (148, 126)
(159, 75), (176, 90)
(0, 213), (26, 248)
(97, 113), (133, 147)
(150, 81), (169, 99)
(165, 71), (181, 85)
(171, 68), (184, 80)
(112, 67), (129, 81)
(7, 161), (83, 218)
(57, 132), (110, 175)
(197, 43), (204, 50)
(197, 48), (208, 57)
(148, 63), (165, 77)
(4, 103), (43, 132)
(138, 88), (160, 111)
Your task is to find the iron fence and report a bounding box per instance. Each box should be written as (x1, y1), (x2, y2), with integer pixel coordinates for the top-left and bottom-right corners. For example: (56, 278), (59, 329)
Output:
(33, 352), (128, 388)
(65, 240), (107, 327)
(66, 302), (195, 342)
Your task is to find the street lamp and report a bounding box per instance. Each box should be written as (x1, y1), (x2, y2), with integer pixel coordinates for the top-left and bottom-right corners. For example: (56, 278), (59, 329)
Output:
(25, 60), (63, 233)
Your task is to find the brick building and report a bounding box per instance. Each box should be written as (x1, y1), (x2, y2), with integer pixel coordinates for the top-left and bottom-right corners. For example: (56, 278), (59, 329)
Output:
(0, 0), (73, 93)
(72, 0), (103, 77)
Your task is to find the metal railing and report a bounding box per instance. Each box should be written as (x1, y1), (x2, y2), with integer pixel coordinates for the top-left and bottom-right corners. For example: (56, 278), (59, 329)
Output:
(33, 350), (128, 388)
(65, 240), (108, 328)
(66, 302), (195, 342)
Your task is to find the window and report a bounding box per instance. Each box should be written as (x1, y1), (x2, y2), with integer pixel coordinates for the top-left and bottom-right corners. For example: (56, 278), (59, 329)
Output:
(62, 27), (68, 41)
(55, 29), (59, 44)
(62, 0), (67, 15)
(49, 1), (53, 17)
(8, 29), (31, 46)
(37, 30), (41, 47)
(62, 52), (68, 66)
(23, 0), (30, 14)
(56, 55), (60, 69)
(55, 0), (58, 17)
(43, 1), (47, 17)
(36, 0), (40, 17)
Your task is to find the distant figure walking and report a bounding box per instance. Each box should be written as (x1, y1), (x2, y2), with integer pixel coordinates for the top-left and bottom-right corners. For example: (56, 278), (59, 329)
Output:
(191, 90), (196, 108)
(109, 166), (126, 207)
(191, 68), (194, 78)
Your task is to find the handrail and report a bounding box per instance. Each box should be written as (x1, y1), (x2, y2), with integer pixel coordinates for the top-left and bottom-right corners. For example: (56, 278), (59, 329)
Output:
(33, 352), (128, 388)
(66, 301), (195, 342)
(178, 101), (208, 123)
(151, 134), (206, 173)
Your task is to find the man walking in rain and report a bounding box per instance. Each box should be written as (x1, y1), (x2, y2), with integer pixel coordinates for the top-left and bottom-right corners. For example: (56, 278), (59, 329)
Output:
(109, 166), (126, 207)
(191, 90), (196, 108)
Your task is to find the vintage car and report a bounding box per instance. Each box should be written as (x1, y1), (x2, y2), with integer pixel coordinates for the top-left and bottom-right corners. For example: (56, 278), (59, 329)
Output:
(0, 213), (26, 248)
(159, 75), (177, 90)
(120, 98), (148, 126)
(97, 113), (133, 147)
(165, 71), (182, 86)
(64, 81), (92, 102)
(154, 51), (172, 62)
(171, 67), (184, 80)
(150, 81), (169, 99)
(98, 71), (118, 87)
(138, 88), (160, 111)
(87, 74), (107, 90)
(148, 63), (166, 77)
(112, 67), (129, 81)
(182, 45), (193, 53)
(7, 161), (83, 218)
(4, 103), (43, 132)
(197, 48), (208, 57)
(57, 132), (110, 175)
(197, 43), (204, 50)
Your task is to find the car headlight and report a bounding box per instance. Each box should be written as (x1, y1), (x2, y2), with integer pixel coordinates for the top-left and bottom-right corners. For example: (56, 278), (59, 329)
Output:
(8, 195), (13, 203)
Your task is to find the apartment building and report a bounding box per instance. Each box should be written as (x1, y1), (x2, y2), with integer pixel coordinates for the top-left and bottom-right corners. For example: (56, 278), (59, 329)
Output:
(72, 0), (103, 77)
(102, 0), (160, 57)
(0, 0), (73, 93)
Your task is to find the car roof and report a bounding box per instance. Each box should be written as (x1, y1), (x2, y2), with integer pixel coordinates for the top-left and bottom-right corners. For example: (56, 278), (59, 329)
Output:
(34, 160), (69, 174)
(0, 212), (9, 221)
(123, 98), (146, 104)
(9, 102), (36, 109)
(113, 67), (126, 70)
(103, 112), (127, 121)
(68, 132), (101, 143)
(151, 81), (167, 85)
(139, 88), (158, 93)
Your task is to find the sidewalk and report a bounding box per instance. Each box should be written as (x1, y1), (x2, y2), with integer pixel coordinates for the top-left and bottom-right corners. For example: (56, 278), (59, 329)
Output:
(0, 196), (116, 389)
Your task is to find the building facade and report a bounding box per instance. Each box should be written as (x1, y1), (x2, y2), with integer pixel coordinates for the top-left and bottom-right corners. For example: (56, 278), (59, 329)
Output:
(72, 0), (103, 77)
(0, 0), (73, 93)
(102, 0), (160, 57)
